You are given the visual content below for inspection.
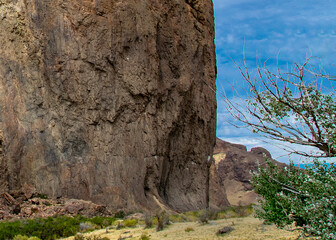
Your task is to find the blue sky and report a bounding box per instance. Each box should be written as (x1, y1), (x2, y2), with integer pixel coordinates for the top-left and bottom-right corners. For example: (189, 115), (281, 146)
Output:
(213, 0), (336, 163)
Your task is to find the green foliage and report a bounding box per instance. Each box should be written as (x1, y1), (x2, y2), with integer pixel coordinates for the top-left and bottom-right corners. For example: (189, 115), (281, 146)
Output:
(139, 232), (150, 240)
(251, 159), (336, 239)
(0, 215), (115, 240)
(123, 219), (137, 228)
(228, 59), (336, 158)
(13, 236), (29, 240)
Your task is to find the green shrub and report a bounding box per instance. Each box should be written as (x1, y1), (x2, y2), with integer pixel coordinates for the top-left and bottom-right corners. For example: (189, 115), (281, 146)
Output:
(79, 222), (98, 232)
(0, 215), (115, 240)
(123, 219), (137, 228)
(139, 232), (150, 240)
(13, 236), (29, 240)
(252, 159), (336, 239)
(90, 216), (114, 227)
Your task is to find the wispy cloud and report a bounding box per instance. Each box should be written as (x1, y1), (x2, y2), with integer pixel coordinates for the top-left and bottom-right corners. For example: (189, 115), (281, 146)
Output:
(214, 0), (336, 162)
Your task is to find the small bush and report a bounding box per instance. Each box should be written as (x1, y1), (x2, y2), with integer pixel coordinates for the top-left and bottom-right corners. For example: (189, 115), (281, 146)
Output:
(207, 209), (219, 220)
(28, 237), (41, 240)
(90, 216), (115, 227)
(144, 214), (153, 228)
(0, 215), (115, 240)
(199, 210), (209, 224)
(79, 222), (98, 232)
(139, 232), (150, 240)
(155, 210), (168, 232)
(114, 210), (126, 219)
(184, 227), (194, 232)
(123, 219), (137, 228)
(115, 221), (124, 230)
(13, 235), (29, 240)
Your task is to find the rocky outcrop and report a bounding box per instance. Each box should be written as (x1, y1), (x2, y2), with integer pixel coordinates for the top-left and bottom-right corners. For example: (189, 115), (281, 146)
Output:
(0, 0), (217, 212)
(210, 138), (282, 207)
(0, 186), (110, 220)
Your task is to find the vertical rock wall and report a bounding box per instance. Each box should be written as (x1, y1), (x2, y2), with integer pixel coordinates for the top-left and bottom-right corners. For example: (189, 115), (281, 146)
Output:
(0, 0), (217, 211)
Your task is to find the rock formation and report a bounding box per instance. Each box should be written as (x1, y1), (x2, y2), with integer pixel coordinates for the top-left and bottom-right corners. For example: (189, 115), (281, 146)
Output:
(210, 138), (281, 207)
(0, 0), (217, 212)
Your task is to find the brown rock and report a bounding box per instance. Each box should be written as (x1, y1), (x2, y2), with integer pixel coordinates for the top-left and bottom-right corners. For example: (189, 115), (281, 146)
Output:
(21, 183), (37, 200)
(217, 226), (234, 235)
(0, 0), (217, 212)
(210, 138), (286, 207)
(209, 162), (230, 209)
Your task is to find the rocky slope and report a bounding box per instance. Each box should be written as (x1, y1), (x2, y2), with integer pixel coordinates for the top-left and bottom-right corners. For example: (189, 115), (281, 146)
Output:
(210, 138), (284, 207)
(0, 0), (217, 212)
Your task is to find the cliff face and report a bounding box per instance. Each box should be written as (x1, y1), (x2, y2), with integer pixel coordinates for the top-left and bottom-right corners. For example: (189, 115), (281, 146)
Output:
(0, 0), (217, 212)
(210, 138), (274, 207)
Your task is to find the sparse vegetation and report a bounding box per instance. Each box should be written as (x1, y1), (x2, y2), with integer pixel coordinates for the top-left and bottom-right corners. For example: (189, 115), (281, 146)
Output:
(139, 232), (151, 240)
(0, 215), (115, 240)
(144, 214), (153, 228)
(184, 227), (194, 232)
(123, 219), (138, 228)
(155, 210), (169, 232)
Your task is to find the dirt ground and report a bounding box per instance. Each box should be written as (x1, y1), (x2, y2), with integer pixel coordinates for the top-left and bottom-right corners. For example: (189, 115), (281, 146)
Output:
(63, 216), (313, 240)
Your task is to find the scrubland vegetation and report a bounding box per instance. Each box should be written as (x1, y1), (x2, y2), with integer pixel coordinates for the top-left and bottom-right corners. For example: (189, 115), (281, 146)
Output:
(0, 206), (311, 240)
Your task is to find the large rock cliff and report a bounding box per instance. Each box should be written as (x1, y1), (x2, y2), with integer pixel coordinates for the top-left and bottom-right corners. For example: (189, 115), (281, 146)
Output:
(210, 138), (280, 207)
(0, 0), (217, 212)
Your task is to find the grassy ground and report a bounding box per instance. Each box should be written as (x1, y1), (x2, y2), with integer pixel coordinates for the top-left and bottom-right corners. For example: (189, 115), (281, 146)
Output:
(63, 216), (311, 240)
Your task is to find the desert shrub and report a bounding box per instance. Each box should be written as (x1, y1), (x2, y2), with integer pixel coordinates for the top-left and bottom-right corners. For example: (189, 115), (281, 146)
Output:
(184, 227), (194, 232)
(123, 219), (137, 228)
(184, 211), (199, 222)
(155, 210), (168, 232)
(115, 221), (124, 230)
(144, 214), (153, 228)
(13, 236), (41, 240)
(199, 210), (209, 224)
(139, 232), (150, 240)
(114, 210), (126, 219)
(27, 237), (41, 240)
(90, 216), (114, 228)
(13, 236), (29, 240)
(168, 214), (182, 223)
(79, 222), (98, 232)
(0, 215), (115, 240)
(207, 209), (219, 220)
(252, 159), (336, 239)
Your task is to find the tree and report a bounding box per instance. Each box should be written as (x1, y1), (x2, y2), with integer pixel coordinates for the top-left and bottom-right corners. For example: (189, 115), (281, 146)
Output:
(221, 57), (336, 158)
(251, 159), (336, 239)
(218, 57), (336, 238)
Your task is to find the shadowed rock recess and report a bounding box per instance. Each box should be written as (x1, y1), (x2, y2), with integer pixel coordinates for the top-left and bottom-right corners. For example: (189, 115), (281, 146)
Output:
(0, 0), (217, 212)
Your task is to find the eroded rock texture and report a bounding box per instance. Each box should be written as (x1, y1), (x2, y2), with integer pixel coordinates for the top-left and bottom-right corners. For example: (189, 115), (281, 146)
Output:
(0, 0), (217, 212)
(210, 138), (275, 207)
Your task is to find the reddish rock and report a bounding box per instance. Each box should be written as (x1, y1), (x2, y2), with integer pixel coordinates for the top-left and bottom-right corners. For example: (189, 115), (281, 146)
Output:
(21, 183), (37, 200)
(0, 0), (217, 212)
(210, 138), (286, 207)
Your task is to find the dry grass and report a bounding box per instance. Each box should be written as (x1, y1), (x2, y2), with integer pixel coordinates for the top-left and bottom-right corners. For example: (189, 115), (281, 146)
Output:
(62, 216), (316, 240)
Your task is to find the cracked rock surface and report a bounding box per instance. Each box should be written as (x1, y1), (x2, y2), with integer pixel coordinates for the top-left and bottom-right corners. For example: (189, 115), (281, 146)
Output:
(0, 0), (216, 212)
